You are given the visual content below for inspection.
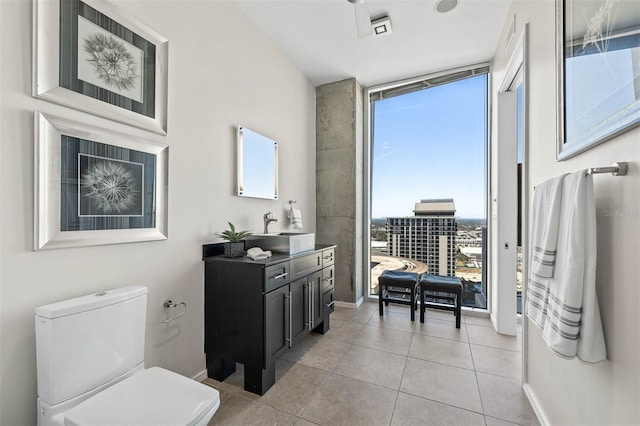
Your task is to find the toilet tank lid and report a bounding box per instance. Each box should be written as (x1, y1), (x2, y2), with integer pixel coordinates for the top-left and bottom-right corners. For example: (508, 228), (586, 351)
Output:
(35, 286), (148, 319)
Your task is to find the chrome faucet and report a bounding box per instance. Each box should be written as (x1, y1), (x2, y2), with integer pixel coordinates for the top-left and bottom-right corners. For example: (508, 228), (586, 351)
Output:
(263, 211), (277, 234)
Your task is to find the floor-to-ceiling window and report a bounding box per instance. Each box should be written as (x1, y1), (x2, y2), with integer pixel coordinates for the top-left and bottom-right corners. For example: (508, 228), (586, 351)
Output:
(367, 65), (489, 309)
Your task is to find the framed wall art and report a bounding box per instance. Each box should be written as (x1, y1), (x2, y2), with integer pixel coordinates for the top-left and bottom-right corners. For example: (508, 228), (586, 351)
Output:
(557, 0), (640, 160)
(33, 0), (168, 135)
(34, 112), (169, 250)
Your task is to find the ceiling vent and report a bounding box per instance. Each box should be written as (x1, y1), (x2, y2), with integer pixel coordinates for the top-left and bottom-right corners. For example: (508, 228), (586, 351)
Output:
(371, 16), (392, 36)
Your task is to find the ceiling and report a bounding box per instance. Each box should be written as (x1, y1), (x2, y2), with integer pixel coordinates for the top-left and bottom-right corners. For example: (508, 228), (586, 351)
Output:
(234, 0), (513, 88)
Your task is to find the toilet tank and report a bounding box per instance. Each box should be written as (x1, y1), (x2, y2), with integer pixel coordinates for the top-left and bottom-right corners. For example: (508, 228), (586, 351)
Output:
(35, 286), (147, 406)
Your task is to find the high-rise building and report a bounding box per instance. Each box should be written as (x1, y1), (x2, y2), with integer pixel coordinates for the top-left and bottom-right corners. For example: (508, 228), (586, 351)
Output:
(386, 199), (457, 276)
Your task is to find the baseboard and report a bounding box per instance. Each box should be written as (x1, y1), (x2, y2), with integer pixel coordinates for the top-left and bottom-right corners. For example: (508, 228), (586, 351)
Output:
(193, 369), (208, 383)
(523, 383), (549, 426)
(334, 299), (363, 309)
(460, 307), (490, 318)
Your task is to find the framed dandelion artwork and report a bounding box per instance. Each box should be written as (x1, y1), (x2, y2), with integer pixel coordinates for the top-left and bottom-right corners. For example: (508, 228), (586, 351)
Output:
(557, 0), (640, 159)
(33, 0), (168, 135)
(34, 112), (168, 250)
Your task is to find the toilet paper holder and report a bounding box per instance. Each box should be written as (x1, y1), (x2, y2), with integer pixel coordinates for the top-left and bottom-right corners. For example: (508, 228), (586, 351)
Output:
(162, 300), (187, 323)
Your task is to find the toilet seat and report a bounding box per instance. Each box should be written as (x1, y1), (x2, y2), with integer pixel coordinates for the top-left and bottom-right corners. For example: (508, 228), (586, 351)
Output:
(63, 367), (220, 426)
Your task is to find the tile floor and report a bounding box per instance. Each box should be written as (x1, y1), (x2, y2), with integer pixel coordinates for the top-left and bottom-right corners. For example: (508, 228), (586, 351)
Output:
(204, 301), (539, 426)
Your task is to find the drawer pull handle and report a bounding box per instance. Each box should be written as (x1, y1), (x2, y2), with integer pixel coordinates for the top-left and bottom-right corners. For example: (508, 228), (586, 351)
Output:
(322, 277), (333, 282)
(272, 272), (288, 280)
(286, 291), (292, 347)
(326, 301), (335, 308)
(323, 256), (333, 260)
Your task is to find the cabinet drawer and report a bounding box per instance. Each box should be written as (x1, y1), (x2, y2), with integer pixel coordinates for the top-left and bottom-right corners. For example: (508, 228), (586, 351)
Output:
(265, 261), (290, 292)
(290, 253), (322, 281)
(322, 265), (335, 293)
(322, 289), (335, 315)
(322, 248), (335, 268)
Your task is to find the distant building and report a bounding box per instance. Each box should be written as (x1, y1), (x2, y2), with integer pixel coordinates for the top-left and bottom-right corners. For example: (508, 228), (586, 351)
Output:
(456, 237), (483, 247)
(386, 199), (457, 276)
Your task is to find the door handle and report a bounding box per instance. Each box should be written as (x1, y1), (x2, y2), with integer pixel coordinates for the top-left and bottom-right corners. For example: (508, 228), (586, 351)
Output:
(308, 283), (313, 330)
(285, 291), (292, 347)
(308, 284), (311, 330)
(284, 292), (292, 347)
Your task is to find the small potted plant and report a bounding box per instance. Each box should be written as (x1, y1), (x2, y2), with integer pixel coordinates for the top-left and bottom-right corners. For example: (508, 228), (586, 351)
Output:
(220, 222), (252, 258)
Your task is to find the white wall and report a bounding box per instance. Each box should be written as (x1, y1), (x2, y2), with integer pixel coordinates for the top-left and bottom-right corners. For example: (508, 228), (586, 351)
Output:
(491, 1), (640, 424)
(0, 1), (316, 424)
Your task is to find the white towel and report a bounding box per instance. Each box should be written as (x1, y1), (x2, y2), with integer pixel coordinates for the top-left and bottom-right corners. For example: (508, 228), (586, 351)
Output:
(542, 171), (605, 363)
(246, 247), (272, 261)
(525, 174), (566, 329)
(288, 207), (303, 229)
(527, 171), (606, 363)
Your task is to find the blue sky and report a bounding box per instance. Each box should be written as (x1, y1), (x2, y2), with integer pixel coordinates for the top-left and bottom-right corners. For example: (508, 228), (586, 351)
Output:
(371, 75), (487, 219)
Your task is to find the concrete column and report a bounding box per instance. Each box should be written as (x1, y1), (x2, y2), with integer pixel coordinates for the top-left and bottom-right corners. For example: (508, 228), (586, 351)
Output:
(316, 78), (363, 304)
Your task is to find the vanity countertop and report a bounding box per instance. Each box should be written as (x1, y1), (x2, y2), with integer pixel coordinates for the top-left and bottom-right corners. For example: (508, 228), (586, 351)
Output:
(202, 243), (336, 265)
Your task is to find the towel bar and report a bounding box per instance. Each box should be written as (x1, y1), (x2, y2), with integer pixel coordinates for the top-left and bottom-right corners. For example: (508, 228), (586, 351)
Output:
(161, 300), (187, 323)
(586, 162), (628, 176)
(537, 162), (629, 190)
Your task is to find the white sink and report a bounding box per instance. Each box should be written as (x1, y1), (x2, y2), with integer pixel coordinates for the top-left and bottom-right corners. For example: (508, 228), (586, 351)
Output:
(247, 233), (315, 255)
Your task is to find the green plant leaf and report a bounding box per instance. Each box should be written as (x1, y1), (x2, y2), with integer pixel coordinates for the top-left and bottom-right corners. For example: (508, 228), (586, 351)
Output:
(219, 222), (252, 243)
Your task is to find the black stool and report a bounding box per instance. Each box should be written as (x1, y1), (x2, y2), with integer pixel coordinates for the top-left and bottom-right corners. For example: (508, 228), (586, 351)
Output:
(378, 270), (419, 321)
(419, 274), (462, 328)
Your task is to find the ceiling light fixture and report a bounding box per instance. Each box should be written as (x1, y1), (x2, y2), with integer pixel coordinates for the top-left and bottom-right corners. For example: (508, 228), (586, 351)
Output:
(435, 0), (458, 14)
(371, 16), (392, 37)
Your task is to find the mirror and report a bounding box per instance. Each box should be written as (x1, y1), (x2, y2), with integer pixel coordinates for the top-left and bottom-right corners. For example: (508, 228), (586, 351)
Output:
(237, 125), (278, 199)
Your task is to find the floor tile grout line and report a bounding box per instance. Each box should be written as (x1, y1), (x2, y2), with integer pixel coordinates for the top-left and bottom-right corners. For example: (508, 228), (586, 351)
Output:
(395, 388), (485, 416)
(469, 341), (522, 353)
(469, 334), (488, 421)
(388, 391), (400, 426)
(411, 329), (474, 345)
(292, 341), (353, 424)
(326, 367), (405, 392)
(485, 414), (529, 426)
(350, 340), (411, 358)
(376, 310), (459, 323)
(412, 330), (470, 344)
(328, 368), (404, 393)
(397, 389), (491, 419)
(404, 354), (477, 374)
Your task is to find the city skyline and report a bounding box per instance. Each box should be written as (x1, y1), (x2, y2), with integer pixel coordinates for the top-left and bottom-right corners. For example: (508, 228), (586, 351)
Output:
(371, 75), (488, 219)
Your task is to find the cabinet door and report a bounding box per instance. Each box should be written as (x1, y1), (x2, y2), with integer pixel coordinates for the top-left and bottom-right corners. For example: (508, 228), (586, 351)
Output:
(309, 271), (324, 328)
(265, 284), (290, 366)
(290, 278), (309, 345)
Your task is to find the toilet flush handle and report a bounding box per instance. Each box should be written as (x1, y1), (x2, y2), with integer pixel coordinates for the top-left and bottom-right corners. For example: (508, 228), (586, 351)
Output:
(161, 300), (187, 323)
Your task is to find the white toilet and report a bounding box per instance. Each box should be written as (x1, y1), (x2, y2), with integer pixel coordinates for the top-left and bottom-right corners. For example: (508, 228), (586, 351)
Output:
(35, 286), (220, 426)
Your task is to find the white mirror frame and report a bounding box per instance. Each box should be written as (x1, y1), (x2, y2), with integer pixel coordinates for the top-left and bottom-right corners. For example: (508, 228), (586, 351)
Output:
(556, 0), (640, 160)
(33, 0), (169, 135)
(34, 112), (169, 250)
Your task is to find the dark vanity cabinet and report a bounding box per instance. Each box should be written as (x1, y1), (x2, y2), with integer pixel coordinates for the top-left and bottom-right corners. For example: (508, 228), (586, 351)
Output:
(204, 245), (336, 395)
